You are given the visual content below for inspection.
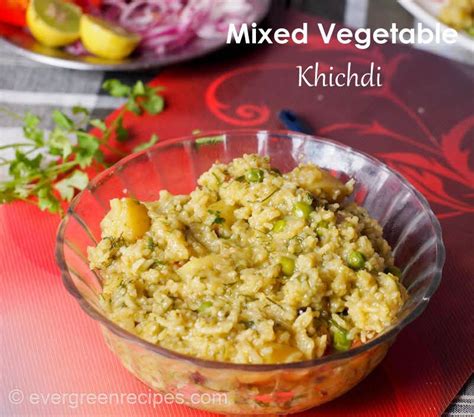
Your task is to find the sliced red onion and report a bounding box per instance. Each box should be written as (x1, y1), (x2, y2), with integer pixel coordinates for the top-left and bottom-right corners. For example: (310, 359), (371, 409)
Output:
(65, 41), (88, 56)
(97, 0), (256, 55)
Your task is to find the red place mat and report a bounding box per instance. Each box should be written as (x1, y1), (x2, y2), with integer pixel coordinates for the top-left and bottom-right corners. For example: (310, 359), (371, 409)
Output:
(1, 10), (473, 417)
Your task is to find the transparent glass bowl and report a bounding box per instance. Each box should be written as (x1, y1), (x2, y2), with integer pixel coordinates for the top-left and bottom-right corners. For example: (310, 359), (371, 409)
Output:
(56, 131), (445, 415)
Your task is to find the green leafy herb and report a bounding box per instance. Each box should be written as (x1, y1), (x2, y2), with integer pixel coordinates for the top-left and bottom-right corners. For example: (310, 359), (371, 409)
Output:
(102, 79), (131, 97)
(133, 134), (159, 153)
(104, 235), (126, 250)
(142, 94), (164, 115)
(147, 237), (156, 251)
(260, 187), (279, 202)
(150, 260), (166, 269)
(266, 296), (284, 310)
(211, 172), (222, 185)
(103, 79), (165, 116)
(195, 135), (225, 146)
(90, 119), (107, 132)
(52, 110), (74, 130)
(114, 115), (129, 142)
(132, 80), (146, 96)
(0, 80), (166, 215)
(72, 106), (89, 115)
(54, 170), (89, 201)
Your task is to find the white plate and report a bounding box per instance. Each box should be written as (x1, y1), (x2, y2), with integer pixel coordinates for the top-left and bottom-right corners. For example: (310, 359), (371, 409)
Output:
(398, 0), (474, 53)
(0, 0), (271, 71)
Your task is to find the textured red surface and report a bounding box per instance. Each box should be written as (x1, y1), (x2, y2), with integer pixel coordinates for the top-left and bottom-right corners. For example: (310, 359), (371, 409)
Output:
(1, 11), (473, 417)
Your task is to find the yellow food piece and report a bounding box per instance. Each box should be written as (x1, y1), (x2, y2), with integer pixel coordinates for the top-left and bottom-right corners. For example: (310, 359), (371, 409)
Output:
(269, 343), (304, 363)
(207, 201), (236, 225)
(27, 0), (81, 47)
(101, 198), (150, 242)
(177, 254), (221, 279)
(79, 14), (141, 60)
(439, 0), (474, 30)
(287, 164), (351, 203)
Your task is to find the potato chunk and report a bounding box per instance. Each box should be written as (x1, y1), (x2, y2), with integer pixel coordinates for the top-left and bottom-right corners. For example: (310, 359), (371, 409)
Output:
(101, 198), (151, 242)
(286, 164), (350, 203)
(208, 200), (236, 225)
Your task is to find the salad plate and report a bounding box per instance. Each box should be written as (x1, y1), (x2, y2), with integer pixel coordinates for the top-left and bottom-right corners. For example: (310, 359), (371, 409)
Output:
(0, 0), (271, 71)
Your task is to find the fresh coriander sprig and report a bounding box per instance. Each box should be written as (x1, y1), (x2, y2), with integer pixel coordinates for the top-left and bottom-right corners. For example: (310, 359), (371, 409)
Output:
(102, 79), (165, 116)
(0, 79), (164, 215)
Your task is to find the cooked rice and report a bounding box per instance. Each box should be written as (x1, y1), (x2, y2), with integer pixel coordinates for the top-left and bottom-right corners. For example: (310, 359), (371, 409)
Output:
(88, 154), (406, 364)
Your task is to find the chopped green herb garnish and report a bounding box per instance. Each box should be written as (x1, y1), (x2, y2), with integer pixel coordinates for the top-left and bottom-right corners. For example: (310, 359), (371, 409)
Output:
(260, 188), (279, 202)
(150, 260), (166, 268)
(195, 135), (225, 146)
(211, 172), (222, 185)
(103, 79), (165, 116)
(147, 237), (156, 251)
(384, 265), (402, 277)
(208, 209), (225, 224)
(104, 235), (126, 249)
(245, 168), (264, 183)
(266, 296), (284, 310)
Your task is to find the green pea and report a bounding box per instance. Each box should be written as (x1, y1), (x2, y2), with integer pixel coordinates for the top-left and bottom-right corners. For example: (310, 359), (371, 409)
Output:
(273, 219), (287, 233)
(280, 256), (295, 276)
(245, 168), (264, 183)
(384, 265), (402, 278)
(316, 220), (329, 237)
(147, 237), (156, 251)
(293, 202), (313, 219)
(331, 324), (351, 352)
(198, 301), (212, 313)
(347, 251), (366, 270)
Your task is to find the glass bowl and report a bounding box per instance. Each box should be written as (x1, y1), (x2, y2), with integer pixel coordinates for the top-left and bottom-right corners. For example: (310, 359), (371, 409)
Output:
(56, 130), (445, 415)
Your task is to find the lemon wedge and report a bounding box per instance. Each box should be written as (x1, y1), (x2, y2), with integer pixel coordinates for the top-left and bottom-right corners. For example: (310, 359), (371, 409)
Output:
(80, 15), (141, 60)
(27, 0), (82, 47)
